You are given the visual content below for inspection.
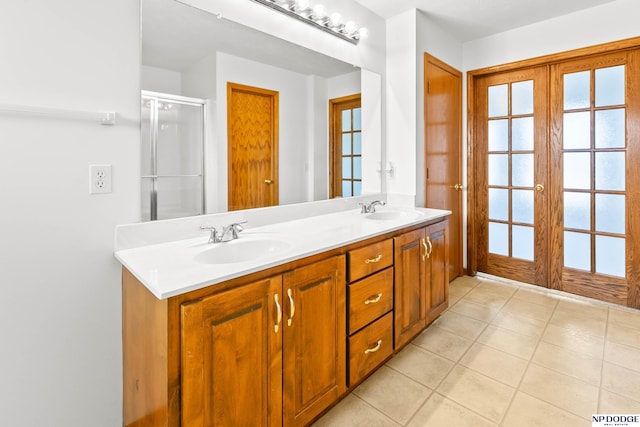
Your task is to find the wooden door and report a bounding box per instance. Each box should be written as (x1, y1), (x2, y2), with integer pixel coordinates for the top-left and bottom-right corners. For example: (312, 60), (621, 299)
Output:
(282, 256), (346, 427)
(180, 276), (283, 427)
(548, 50), (640, 307)
(329, 94), (362, 198)
(424, 53), (463, 281)
(394, 228), (427, 350)
(473, 66), (549, 286)
(425, 220), (449, 324)
(227, 82), (279, 211)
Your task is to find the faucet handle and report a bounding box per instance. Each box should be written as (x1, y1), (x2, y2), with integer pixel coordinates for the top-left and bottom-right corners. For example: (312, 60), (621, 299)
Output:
(358, 203), (368, 213)
(227, 220), (248, 239)
(200, 225), (221, 244)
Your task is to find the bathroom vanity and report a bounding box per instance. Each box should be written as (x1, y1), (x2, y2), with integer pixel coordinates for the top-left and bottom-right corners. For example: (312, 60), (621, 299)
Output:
(117, 205), (450, 426)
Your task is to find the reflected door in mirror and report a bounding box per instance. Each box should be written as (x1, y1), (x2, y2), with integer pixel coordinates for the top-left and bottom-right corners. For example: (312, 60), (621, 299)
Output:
(330, 94), (362, 198)
(227, 83), (279, 211)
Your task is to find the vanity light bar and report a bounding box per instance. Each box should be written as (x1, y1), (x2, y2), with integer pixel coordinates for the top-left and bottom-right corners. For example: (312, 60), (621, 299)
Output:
(249, 0), (368, 45)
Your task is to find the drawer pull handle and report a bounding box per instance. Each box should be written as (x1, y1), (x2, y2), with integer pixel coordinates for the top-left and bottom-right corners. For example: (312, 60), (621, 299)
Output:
(365, 254), (383, 264)
(427, 236), (433, 258)
(364, 293), (383, 305)
(274, 293), (282, 333)
(287, 288), (295, 326)
(421, 238), (428, 261)
(364, 340), (383, 354)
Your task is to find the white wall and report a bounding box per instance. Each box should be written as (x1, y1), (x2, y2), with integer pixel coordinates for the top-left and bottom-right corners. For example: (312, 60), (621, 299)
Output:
(385, 9), (418, 201)
(463, 0), (640, 71)
(0, 1), (140, 426)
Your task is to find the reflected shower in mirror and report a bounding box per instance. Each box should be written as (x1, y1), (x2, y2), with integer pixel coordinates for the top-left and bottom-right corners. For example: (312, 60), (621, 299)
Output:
(141, 0), (378, 219)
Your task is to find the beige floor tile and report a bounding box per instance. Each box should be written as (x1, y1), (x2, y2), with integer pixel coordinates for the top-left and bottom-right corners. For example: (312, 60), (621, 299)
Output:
(502, 392), (590, 427)
(601, 362), (640, 403)
(500, 298), (556, 322)
(474, 278), (519, 298)
(353, 366), (432, 425)
(490, 311), (546, 338)
(541, 323), (605, 359)
(609, 307), (640, 331)
(556, 299), (608, 321)
(532, 341), (602, 386)
(520, 364), (599, 419)
(605, 341), (640, 373)
(477, 325), (538, 360)
(406, 393), (497, 427)
(312, 394), (399, 427)
(459, 342), (528, 387)
(549, 308), (607, 337)
(607, 322), (640, 350)
(386, 344), (454, 389)
(450, 275), (480, 290)
(599, 389), (640, 413)
(436, 365), (515, 423)
(463, 288), (510, 310)
(412, 325), (474, 362)
(449, 299), (500, 322)
(431, 311), (488, 340)
(511, 287), (560, 307)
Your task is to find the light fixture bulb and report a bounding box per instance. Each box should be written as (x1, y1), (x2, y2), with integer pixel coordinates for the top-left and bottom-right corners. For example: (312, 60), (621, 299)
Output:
(312, 4), (325, 19)
(358, 27), (369, 39)
(295, 0), (309, 10)
(344, 20), (356, 34)
(329, 12), (342, 27)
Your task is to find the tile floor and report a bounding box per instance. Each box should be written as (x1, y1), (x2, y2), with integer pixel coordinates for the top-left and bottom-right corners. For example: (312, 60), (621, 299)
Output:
(312, 274), (640, 426)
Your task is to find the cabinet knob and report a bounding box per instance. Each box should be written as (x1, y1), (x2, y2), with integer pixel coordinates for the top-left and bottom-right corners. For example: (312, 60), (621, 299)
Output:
(265, 179), (273, 185)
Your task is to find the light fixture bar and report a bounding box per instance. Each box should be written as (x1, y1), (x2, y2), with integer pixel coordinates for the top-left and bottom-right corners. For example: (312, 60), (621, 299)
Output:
(249, 0), (365, 45)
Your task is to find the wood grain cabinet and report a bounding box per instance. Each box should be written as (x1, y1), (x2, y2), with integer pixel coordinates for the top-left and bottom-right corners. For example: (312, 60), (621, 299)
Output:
(122, 217), (450, 426)
(394, 220), (449, 349)
(123, 256), (345, 427)
(346, 240), (394, 386)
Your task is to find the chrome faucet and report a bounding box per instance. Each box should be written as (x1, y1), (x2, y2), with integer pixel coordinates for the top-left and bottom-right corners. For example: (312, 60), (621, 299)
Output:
(200, 221), (247, 243)
(359, 200), (386, 213)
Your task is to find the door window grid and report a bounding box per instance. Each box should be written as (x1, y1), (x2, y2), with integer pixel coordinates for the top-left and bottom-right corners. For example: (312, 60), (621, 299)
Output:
(340, 107), (362, 197)
(487, 81), (535, 261)
(562, 65), (626, 277)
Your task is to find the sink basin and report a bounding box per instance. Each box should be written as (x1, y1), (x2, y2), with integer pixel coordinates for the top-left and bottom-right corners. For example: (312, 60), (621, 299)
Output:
(365, 210), (422, 221)
(194, 238), (291, 264)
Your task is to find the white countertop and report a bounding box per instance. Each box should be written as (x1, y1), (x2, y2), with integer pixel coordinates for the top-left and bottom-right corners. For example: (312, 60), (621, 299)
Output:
(115, 206), (450, 299)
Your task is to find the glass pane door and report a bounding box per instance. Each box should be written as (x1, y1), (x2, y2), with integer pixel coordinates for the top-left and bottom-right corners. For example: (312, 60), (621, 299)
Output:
(476, 66), (548, 286)
(141, 92), (205, 221)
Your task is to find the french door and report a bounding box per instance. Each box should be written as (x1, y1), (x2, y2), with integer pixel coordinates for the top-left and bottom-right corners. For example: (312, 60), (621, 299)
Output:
(472, 46), (640, 308)
(475, 66), (549, 287)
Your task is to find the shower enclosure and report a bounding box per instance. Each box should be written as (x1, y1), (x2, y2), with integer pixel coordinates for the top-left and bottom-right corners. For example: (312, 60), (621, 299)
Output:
(141, 91), (206, 221)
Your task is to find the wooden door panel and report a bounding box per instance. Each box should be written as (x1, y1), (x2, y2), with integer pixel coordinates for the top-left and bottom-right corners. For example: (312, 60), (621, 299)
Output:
(394, 228), (426, 349)
(426, 221), (449, 323)
(228, 83), (279, 211)
(424, 54), (462, 281)
(180, 276), (283, 427)
(282, 256), (346, 427)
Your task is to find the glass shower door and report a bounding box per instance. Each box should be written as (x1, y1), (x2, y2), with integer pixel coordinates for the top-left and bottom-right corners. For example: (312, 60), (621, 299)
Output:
(141, 92), (205, 221)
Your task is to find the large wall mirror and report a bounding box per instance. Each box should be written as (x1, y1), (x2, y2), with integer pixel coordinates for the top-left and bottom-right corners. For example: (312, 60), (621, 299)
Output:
(141, 0), (381, 220)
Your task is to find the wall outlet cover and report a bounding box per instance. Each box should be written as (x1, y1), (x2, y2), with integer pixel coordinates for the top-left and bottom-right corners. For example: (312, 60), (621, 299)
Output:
(90, 164), (112, 194)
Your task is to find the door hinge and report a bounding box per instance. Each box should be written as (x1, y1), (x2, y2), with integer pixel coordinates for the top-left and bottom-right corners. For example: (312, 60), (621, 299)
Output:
(426, 167), (429, 179)
(427, 81), (430, 94)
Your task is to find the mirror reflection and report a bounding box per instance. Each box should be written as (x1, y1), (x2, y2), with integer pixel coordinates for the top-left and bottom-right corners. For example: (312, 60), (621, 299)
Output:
(141, 0), (367, 220)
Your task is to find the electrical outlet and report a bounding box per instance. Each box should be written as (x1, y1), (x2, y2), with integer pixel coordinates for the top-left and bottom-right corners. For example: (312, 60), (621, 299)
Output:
(89, 164), (112, 194)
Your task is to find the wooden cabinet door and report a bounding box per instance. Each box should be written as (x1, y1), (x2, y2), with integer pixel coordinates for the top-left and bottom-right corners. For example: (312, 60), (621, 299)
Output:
(425, 220), (449, 324)
(282, 256), (346, 427)
(180, 276), (283, 427)
(394, 228), (427, 349)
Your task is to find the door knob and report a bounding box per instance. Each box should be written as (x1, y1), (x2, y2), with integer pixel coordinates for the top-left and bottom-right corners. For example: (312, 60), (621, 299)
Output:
(454, 183), (463, 191)
(264, 179), (273, 185)
(535, 184), (544, 193)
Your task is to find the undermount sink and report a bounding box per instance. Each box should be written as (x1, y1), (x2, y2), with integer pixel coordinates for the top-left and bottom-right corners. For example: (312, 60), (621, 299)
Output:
(194, 238), (291, 265)
(364, 210), (422, 221)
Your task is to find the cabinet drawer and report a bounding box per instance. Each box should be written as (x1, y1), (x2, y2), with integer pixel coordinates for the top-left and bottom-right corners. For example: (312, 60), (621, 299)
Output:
(348, 239), (393, 281)
(348, 268), (393, 334)
(348, 312), (393, 386)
